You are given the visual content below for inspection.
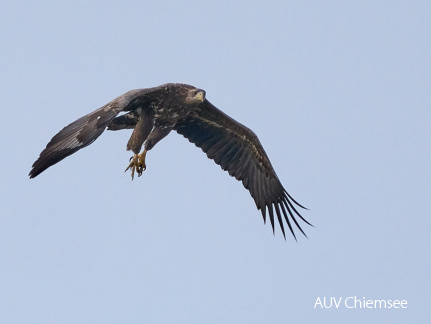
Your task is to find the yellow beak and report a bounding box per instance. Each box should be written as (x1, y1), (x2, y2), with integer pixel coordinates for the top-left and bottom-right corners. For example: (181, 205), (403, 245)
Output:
(194, 90), (205, 102)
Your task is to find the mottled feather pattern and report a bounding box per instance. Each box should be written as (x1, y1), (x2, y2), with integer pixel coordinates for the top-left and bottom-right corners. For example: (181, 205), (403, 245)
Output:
(29, 107), (115, 178)
(174, 100), (310, 239)
(107, 112), (137, 130)
(29, 87), (163, 178)
(30, 83), (310, 239)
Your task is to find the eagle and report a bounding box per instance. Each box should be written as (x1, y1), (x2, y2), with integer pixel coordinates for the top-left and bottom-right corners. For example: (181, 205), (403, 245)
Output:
(29, 83), (310, 239)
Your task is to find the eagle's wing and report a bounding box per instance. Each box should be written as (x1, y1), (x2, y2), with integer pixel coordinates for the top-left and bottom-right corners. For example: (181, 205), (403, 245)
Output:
(29, 87), (163, 178)
(174, 99), (310, 239)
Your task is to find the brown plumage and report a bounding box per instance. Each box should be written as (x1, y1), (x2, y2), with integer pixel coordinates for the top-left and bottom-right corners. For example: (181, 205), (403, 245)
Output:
(29, 83), (310, 239)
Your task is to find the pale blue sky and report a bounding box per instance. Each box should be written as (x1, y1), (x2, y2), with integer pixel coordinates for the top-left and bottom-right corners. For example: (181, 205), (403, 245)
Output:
(1, 1), (430, 323)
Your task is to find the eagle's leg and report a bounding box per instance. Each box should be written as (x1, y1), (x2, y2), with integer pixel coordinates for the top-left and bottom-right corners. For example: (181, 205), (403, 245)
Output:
(125, 149), (147, 180)
(124, 126), (171, 180)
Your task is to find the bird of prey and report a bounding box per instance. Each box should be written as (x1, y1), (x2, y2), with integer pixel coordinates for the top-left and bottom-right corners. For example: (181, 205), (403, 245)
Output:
(29, 83), (310, 239)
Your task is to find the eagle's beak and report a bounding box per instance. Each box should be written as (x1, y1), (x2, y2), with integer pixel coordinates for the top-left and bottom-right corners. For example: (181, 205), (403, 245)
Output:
(194, 90), (205, 102)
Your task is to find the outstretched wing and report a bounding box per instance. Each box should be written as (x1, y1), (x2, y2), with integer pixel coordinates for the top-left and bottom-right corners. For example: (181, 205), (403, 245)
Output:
(174, 99), (310, 239)
(29, 87), (163, 178)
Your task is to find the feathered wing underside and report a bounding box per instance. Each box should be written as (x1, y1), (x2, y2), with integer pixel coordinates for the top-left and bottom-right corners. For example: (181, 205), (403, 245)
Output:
(174, 100), (310, 239)
(29, 87), (165, 178)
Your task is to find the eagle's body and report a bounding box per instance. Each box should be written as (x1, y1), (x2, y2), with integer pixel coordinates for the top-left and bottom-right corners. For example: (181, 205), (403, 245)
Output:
(29, 83), (310, 239)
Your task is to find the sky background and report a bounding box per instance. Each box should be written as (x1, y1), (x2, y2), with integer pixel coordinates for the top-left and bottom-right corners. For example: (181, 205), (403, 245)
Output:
(1, 1), (430, 323)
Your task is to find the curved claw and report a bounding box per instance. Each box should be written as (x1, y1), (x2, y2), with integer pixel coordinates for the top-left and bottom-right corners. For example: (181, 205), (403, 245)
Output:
(136, 164), (146, 177)
(124, 150), (147, 180)
(125, 154), (138, 180)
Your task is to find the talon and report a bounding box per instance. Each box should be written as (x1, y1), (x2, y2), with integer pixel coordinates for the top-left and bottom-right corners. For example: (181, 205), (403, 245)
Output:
(139, 150), (147, 170)
(125, 154), (139, 180)
(124, 150), (147, 180)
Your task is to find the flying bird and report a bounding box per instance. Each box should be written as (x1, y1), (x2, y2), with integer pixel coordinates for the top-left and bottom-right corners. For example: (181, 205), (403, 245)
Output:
(29, 83), (310, 239)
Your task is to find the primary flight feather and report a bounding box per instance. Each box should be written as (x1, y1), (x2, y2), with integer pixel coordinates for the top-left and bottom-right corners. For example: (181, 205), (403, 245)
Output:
(29, 83), (310, 239)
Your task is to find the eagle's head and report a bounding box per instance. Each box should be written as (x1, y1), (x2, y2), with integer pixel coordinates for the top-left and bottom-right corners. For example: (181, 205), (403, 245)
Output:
(184, 88), (206, 105)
